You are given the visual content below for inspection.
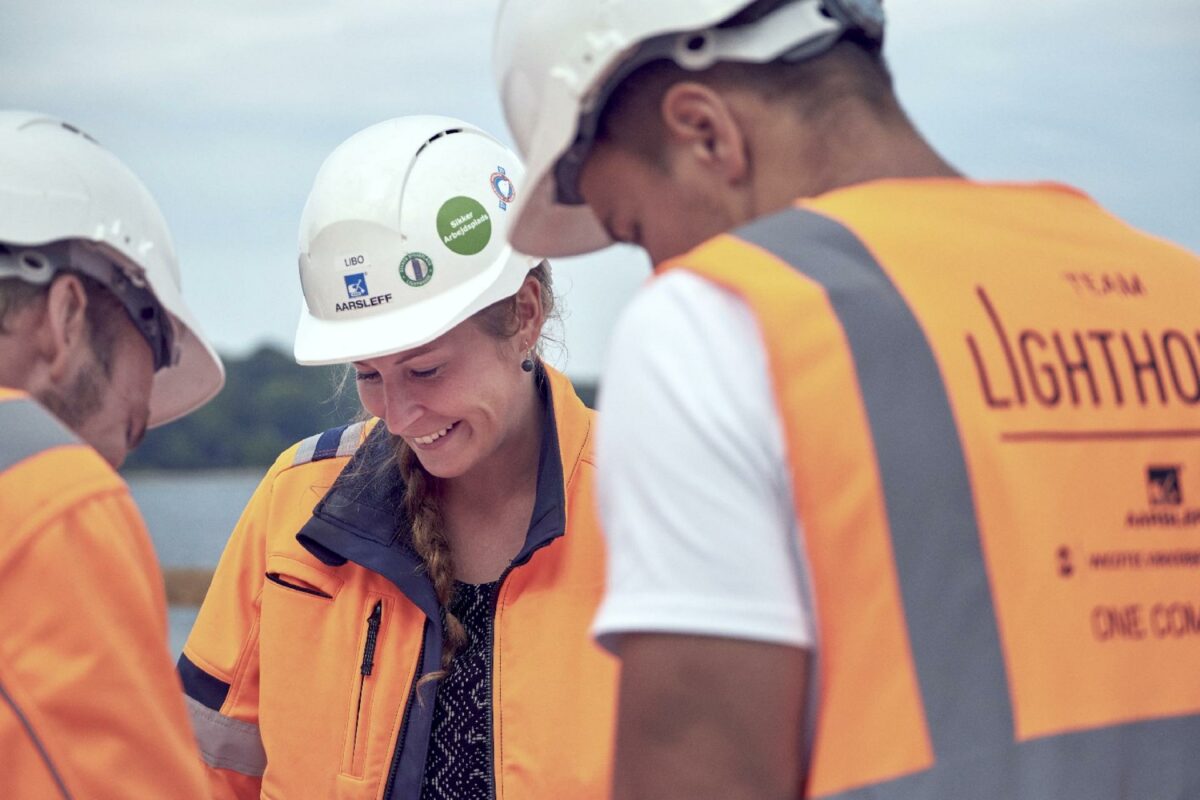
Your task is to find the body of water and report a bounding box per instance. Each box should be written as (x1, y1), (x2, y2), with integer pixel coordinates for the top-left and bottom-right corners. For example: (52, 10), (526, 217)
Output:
(125, 469), (265, 653)
(126, 468), (264, 567)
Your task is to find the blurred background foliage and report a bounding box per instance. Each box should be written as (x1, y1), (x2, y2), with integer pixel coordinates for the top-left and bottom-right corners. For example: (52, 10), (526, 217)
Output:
(124, 346), (357, 470)
(124, 346), (597, 471)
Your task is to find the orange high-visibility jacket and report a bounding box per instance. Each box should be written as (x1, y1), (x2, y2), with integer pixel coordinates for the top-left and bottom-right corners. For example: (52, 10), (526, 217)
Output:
(660, 180), (1200, 799)
(179, 366), (617, 799)
(0, 387), (209, 800)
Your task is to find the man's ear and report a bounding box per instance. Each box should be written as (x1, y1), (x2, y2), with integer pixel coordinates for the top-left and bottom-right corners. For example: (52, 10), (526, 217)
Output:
(41, 274), (91, 383)
(660, 81), (750, 185)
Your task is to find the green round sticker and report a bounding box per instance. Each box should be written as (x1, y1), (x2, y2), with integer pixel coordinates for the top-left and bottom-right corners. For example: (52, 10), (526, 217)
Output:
(436, 196), (492, 256)
(399, 252), (434, 287)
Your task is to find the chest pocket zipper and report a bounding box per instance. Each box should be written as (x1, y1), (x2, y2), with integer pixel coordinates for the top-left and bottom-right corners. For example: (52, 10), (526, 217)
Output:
(344, 599), (383, 778)
(265, 572), (333, 599)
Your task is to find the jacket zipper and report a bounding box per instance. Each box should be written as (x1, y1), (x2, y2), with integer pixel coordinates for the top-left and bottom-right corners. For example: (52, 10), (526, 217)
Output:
(265, 572), (333, 598)
(484, 569), (513, 800)
(382, 626), (427, 800)
(385, 538), (556, 799)
(350, 600), (383, 768)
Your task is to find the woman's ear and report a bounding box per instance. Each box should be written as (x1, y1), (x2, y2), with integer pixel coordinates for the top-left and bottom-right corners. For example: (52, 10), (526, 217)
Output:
(512, 274), (547, 348)
(42, 274), (91, 384)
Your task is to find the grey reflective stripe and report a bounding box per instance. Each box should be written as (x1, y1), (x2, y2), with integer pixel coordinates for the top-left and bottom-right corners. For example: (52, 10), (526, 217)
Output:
(292, 421), (366, 466)
(336, 421), (366, 458)
(0, 396), (79, 472)
(736, 207), (1012, 758)
(292, 433), (320, 466)
(735, 208), (1200, 797)
(0, 678), (73, 799)
(185, 695), (267, 777)
(826, 715), (1200, 799)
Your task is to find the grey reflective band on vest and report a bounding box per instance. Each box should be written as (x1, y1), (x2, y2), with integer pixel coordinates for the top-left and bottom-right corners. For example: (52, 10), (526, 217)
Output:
(185, 696), (267, 777)
(829, 714), (1200, 799)
(736, 208), (1013, 755)
(733, 208), (1200, 798)
(0, 678), (73, 799)
(0, 396), (80, 472)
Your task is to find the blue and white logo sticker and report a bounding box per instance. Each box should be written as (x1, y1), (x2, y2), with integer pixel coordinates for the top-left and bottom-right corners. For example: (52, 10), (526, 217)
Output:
(399, 252), (434, 287)
(490, 166), (516, 211)
(344, 272), (369, 298)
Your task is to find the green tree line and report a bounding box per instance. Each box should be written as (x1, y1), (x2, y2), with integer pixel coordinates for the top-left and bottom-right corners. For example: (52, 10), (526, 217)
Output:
(124, 346), (596, 471)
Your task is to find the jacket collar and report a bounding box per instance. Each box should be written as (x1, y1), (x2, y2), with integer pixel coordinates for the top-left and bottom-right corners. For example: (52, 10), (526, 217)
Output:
(296, 365), (589, 615)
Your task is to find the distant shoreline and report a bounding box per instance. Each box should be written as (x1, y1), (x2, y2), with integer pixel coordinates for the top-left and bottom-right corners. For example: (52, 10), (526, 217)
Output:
(125, 466), (268, 478)
(163, 567), (215, 607)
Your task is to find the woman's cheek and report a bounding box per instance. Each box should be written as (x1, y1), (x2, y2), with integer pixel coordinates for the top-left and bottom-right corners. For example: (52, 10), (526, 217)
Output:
(356, 381), (385, 419)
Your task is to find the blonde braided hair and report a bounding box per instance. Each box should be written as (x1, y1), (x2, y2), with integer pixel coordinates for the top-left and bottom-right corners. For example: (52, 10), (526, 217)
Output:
(392, 263), (556, 685)
(397, 441), (466, 687)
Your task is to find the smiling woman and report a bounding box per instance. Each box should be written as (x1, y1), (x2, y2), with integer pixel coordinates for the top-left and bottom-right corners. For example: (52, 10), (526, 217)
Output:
(175, 116), (618, 800)
(351, 259), (556, 673)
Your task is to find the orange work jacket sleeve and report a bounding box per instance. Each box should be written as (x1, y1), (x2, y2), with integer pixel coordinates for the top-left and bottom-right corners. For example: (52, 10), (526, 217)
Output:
(177, 447), (302, 800)
(0, 443), (210, 799)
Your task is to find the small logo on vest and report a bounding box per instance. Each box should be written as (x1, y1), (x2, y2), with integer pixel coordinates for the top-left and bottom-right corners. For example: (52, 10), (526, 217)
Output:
(1148, 465), (1183, 506)
(1124, 464), (1198, 529)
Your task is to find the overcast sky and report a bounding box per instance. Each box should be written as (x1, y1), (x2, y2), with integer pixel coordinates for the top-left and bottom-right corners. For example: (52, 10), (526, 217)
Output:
(2, 0), (1197, 379)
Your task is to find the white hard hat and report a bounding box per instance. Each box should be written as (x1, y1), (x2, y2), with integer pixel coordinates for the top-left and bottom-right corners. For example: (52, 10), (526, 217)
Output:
(294, 116), (539, 366)
(0, 110), (225, 427)
(493, 0), (885, 258)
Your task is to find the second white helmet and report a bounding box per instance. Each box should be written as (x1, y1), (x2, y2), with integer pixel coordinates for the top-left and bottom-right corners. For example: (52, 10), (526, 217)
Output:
(295, 116), (539, 365)
(0, 110), (225, 427)
(493, 0), (885, 258)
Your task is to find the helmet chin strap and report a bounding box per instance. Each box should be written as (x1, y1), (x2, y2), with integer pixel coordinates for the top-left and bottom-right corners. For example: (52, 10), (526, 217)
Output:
(0, 240), (179, 372)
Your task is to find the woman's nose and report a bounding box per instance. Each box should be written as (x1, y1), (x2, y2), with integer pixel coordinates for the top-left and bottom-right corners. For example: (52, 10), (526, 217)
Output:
(383, 393), (424, 436)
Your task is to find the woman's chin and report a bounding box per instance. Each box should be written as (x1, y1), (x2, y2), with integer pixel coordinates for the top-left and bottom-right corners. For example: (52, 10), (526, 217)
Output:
(414, 443), (475, 480)
(419, 458), (468, 480)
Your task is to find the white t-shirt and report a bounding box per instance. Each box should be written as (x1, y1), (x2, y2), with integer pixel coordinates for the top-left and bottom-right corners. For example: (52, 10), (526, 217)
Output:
(592, 270), (816, 653)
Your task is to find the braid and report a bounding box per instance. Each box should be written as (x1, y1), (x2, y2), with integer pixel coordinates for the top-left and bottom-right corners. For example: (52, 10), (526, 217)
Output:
(367, 264), (558, 688)
(397, 441), (466, 685)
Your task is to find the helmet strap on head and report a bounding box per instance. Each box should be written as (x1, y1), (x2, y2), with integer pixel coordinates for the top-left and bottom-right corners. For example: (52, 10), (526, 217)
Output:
(0, 241), (179, 371)
(552, 0), (885, 205)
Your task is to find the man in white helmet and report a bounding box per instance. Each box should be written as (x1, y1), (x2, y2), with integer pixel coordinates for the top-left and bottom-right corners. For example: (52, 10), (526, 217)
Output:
(494, 2), (1200, 798)
(0, 111), (224, 799)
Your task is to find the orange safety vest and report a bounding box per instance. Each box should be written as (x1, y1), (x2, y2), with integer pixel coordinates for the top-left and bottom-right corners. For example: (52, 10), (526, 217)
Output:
(0, 387), (209, 800)
(658, 180), (1200, 798)
(180, 366), (617, 799)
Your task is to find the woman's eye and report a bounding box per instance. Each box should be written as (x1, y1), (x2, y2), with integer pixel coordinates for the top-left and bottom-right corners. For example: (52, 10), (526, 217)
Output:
(355, 371), (381, 383)
(410, 366), (440, 380)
